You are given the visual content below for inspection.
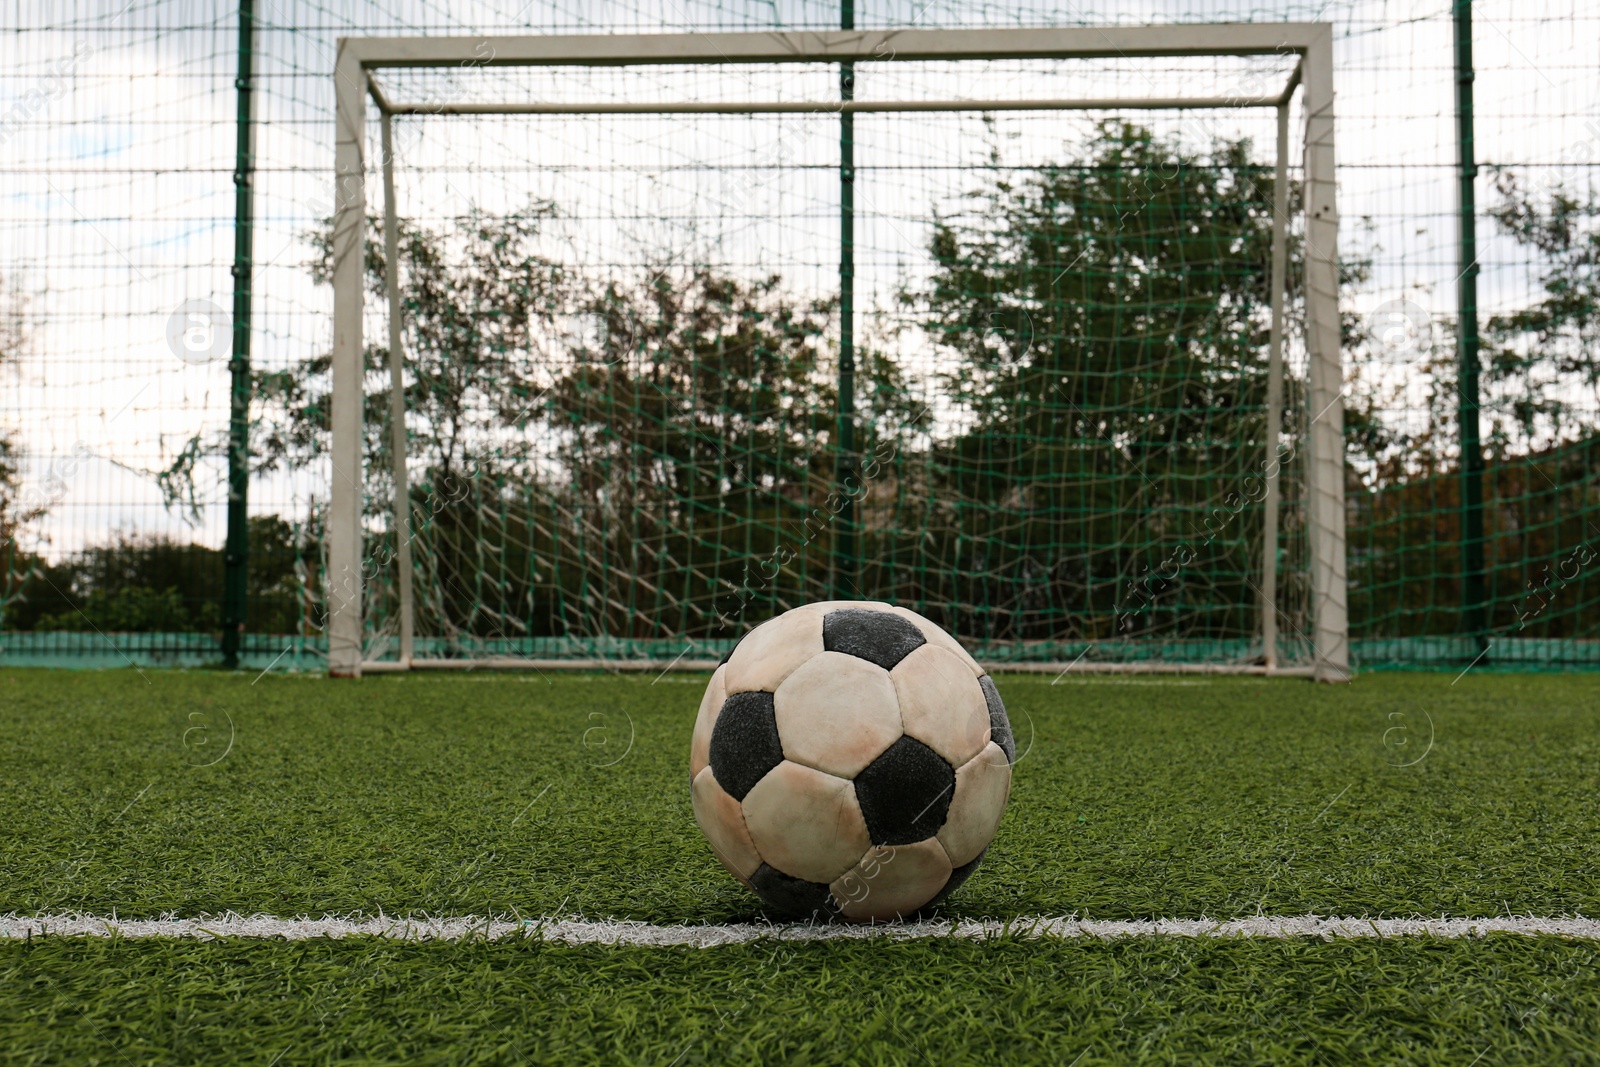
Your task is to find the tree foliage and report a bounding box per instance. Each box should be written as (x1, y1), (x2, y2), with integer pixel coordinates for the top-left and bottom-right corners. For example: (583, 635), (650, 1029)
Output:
(254, 204), (915, 639)
(3, 518), (303, 634)
(255, 202), (567, 494)
(0, 275), (31, 548)
(1485, 170), (1600, 451)
(894, 120), (1304, 639)
(910, 120), (1286, 467)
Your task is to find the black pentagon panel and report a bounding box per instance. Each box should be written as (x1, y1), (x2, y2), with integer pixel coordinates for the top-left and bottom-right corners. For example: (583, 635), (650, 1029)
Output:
(822, 608), (926, 670)
(979, 675), (1015, 764)
(853, 735), (955, 846)
(923, 847), (987, 911)
(708, 691), (783, 801)
(749, 863), (841, 920)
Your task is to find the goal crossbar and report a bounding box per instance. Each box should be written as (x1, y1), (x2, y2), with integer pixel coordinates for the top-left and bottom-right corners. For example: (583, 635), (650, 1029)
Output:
(337, 25), (1331, 66)
(327, 24), (1346, 681)
(372, 96), (1293, 115)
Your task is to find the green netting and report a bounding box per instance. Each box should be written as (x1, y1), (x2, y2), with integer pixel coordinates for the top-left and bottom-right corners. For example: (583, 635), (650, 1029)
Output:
(331, 58), (1311, 668)
(0, 1), (1596, 672)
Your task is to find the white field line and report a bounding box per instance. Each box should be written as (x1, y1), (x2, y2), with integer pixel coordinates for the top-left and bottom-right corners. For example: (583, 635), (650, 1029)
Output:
(4, 913), (1600, 946)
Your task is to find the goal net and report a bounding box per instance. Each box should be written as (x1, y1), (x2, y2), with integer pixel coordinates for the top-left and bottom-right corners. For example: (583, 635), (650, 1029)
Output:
(321, 27), (1347, 680)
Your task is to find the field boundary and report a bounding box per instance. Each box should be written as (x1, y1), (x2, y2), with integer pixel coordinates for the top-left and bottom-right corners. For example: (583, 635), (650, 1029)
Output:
(5, 913), (1599, 946)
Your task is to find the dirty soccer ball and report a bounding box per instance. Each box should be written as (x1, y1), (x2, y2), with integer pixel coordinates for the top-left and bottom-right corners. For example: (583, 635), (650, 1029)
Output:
(690, 601), (1015, 921)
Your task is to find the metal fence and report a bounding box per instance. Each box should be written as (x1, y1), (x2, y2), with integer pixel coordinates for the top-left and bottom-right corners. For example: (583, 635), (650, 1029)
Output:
(0, 1), (1595, 673)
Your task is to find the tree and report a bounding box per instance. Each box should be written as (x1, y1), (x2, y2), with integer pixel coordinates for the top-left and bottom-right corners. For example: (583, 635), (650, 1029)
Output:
(913, 121), (1279, 457)
(4, 517), (303, 634)
(261, 205), (919, 642)
(245, 203), (576, 641)
(0, 275), (31, 547)
(1485, 170), (1600, 452)
(539, 264), (919, 636)
(899, 120), (1314, 643)
(1342, 172), (1600, 644)
(256, 201), (569, 493)
(1476, 171), (1600, 641)
(0, 274), (37, 627)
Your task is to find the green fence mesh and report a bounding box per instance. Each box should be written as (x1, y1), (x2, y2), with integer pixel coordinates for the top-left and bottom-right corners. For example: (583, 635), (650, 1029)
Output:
(0, 1), (1595, 672)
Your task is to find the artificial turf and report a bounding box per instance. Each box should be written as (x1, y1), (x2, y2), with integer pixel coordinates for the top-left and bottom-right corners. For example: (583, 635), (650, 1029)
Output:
(1, 668), (1597, 921)
(3, 667), (1599, 1064)
(5, 933), (1600, 1065)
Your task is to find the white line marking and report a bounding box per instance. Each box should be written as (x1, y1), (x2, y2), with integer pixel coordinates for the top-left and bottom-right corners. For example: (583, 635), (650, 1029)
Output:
(4, 913), (1599, 945)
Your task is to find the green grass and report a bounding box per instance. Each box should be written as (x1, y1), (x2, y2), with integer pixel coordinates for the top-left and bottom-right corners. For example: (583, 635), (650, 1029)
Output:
(6, 933), (1600, 1065)
(1, 668), (1597, 920)
(3, 667), (1599, 1064)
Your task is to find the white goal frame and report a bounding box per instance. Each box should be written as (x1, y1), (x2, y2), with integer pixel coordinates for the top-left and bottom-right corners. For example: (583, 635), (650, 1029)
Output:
(326, 24), (1347, 682)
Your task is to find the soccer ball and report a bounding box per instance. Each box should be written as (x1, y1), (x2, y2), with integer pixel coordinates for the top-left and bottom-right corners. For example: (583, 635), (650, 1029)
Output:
(690, 601), (1014, 921)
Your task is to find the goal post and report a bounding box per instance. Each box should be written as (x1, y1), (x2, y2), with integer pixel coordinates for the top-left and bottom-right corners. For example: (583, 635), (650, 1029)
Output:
(326, 25), (1345, 681)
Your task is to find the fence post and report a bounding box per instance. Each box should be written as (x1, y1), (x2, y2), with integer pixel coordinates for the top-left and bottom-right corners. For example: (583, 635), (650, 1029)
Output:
(1453, 0), (1488, 658)
(834, 0), (859, 601)
(221, 0), (257, 668)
